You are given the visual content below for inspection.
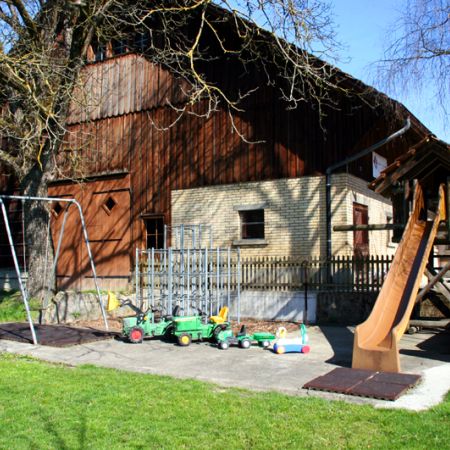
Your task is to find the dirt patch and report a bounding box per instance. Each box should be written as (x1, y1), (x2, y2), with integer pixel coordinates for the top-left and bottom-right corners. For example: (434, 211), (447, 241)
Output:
(230, 319), (302, 335)
(72, 318), (122, 332)
(73, 316), (303, 336)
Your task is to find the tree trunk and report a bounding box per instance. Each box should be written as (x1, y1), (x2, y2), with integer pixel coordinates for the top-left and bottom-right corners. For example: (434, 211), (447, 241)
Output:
(20, 162), (55, 303)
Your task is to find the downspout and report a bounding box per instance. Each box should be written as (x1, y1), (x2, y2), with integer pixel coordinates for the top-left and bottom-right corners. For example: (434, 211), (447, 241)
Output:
(325, 117), (411, 260)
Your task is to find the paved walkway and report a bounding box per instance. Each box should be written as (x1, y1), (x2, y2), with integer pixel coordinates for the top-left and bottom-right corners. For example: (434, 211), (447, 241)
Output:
(1, 325), (449, 411)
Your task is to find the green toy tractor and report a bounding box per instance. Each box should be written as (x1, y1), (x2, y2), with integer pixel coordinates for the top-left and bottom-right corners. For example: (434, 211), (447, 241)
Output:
(122, 302), (179, 343)
(172, 307), (230, 346)
(215, 325), (276, 350)
(107, 292), (181, 343)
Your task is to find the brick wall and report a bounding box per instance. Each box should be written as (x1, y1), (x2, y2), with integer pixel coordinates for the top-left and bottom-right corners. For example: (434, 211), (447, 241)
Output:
(171, 174), (395, 258)
(172, 176), (326, 257)
(331, 173), (396, 257)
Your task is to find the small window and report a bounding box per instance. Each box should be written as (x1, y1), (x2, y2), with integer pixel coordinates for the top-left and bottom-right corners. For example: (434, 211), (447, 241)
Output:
(52, 202), (63, 218)
(134, 31), (149, 52)
(112, 39), (128, 56)
(102, 196), (117, 215)
(240, 209), (264, 240)
(94, 44), (107, 62)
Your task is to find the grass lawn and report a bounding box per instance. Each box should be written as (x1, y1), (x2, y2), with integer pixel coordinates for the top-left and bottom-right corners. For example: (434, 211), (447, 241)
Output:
(0, 290), (39, 323)
(0, 353), (449, 449)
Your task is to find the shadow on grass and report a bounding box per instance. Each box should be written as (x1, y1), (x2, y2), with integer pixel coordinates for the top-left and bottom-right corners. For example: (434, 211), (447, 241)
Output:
(24, 406), (87, 450)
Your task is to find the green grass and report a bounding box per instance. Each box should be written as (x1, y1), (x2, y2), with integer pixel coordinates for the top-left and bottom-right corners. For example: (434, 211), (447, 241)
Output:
(0, 354), (449, 449)
(0, 291), (39, 323)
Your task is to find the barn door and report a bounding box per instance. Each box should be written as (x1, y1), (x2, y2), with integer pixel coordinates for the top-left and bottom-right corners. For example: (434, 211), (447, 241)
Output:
(49, 175), (131, 290)
(353, 203), (369, 257)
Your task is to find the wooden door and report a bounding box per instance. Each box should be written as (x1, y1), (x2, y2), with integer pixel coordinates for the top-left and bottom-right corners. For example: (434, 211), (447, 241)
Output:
(353, 203), (369, 257)
(49, 175), (131, 289)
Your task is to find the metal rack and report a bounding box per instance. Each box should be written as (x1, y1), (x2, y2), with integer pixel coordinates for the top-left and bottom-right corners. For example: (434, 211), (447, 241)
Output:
(163, 224), (213, 250)
(135, 247), (241, 322)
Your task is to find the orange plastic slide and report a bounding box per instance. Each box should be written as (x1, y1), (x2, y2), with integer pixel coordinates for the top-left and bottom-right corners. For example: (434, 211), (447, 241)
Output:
(352, 184), (446, 373)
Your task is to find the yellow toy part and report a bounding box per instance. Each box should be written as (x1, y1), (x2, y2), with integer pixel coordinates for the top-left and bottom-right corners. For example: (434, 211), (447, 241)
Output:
(210, 306), (229, 324)
(106, 291), (120, 312)
(276, 327), (287, 339)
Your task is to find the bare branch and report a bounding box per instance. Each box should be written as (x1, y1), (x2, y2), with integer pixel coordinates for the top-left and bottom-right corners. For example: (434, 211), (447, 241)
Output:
(374, 0), (449, 119)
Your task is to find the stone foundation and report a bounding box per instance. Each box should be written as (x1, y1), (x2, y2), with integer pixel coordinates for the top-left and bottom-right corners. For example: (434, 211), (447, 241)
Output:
(316, 291), (378, 324)
(42, 292), (135, 324)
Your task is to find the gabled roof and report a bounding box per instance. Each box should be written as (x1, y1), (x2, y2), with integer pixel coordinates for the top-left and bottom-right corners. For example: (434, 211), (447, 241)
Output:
(369, 135), (450, 195)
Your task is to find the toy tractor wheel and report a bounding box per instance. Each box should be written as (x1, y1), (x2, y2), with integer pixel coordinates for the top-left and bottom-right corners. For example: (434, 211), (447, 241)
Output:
(239, 339), (251, 349)
(129, 327), (144, 344)
(261, 340), (270, 348)
(218, 341), (229, 350)
(178, 333), (192, 347)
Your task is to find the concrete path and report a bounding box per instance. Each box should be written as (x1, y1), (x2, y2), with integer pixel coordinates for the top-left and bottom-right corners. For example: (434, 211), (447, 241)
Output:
(1, 325), (449, 411)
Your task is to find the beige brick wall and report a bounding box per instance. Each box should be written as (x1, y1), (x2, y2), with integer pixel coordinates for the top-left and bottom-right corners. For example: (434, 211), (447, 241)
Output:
(172, 176), (326, 257)
(331, 173), (396, 257)
(171, 174), (396, 258)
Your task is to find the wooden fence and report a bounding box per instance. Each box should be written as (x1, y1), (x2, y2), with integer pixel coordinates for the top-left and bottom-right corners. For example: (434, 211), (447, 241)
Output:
(139, 253), (394, 293)
(236, 255), (393, 292)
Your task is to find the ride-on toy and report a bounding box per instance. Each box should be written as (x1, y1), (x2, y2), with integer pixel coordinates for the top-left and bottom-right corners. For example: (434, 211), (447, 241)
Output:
(216, 325), (276, 350)
(273, 324), (310, 354)
(172, 306), (231, 346)
(106, 292), (180, 343)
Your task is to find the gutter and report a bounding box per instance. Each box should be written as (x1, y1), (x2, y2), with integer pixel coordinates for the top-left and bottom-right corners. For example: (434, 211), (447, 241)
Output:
(325, 117), (411, 259)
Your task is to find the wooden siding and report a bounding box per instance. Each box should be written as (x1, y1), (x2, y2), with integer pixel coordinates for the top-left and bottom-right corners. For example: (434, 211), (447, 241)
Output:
(67, 54), (188, 124)
(65, 55), (424, 174)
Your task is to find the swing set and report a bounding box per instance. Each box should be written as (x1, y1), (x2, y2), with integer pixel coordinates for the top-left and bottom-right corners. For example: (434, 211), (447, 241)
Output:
(0, 194), (109, 345)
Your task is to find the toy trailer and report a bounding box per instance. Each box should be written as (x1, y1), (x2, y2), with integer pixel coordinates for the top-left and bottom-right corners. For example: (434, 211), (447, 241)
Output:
(216, 325), (276, 350)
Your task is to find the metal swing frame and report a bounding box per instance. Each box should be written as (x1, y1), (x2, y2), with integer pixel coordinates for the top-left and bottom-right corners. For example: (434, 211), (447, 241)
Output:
(0, 194), (109, 345)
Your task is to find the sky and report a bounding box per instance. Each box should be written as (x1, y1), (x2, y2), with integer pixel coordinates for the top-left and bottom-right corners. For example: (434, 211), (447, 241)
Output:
(329, 0), (449, 142)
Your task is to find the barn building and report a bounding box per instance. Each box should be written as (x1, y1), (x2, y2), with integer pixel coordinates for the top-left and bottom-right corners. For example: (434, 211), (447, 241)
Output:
(1, 7), (434, 291)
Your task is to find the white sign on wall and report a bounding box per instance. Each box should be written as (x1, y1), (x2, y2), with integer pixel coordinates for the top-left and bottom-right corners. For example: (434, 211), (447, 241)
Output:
(372, 152), (387, 178)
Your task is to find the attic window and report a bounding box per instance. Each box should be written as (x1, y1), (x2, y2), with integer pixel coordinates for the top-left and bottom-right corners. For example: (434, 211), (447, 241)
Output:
(52, 202), (63, 218)
(103, 196), (117, 215)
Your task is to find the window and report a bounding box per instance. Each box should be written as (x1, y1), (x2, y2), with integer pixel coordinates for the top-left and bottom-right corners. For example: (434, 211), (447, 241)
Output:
(240, 209), (264, 240)
(112, 39), (128, 56)
(144, 217), (165, 249)
(52, 202), (63, 218)
(133, 31), (149, 52)
(102, 196), (117, 215)
(94, 44), (107, 62)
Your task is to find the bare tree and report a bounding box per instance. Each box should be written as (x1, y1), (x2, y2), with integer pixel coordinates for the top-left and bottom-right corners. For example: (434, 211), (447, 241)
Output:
(0, 0), (344, 296)
(376, 0), (449, 121)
